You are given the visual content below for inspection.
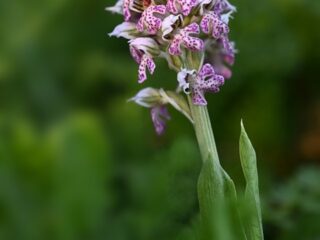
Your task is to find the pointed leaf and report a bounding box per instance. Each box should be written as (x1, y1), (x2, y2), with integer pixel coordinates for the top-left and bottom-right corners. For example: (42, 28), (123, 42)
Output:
(239, 121), (264, 240)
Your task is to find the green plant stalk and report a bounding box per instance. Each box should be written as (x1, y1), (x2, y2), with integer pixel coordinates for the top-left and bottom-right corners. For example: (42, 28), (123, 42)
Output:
(188, 96), (219, 163)
(188, 96), (233, 239)
(187, 96), (224, 190)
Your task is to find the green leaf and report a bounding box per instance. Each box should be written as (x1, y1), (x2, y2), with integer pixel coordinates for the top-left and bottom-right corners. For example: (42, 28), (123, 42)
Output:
(197, 154), (228, 240)
(221, 168), (248, 240)
(197, 154), (247, 240)
(239, 121), (264, 240)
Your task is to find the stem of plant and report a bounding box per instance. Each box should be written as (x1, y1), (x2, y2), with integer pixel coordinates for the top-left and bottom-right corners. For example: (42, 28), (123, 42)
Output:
(188, 96), (224, 197)
(188, 95), (234, 240)
(188, 96), (219, 162)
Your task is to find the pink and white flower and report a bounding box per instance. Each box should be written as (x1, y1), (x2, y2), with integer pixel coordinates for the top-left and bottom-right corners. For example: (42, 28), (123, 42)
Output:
(137, 5), (167, 34)
(129, 37), (160, 83)
(178, 64), (225, 105)
(191, 64), (225, 105)
(168, 23), (204, 55)
(166, 0), (197, 16)
(200, 11), (229, 39)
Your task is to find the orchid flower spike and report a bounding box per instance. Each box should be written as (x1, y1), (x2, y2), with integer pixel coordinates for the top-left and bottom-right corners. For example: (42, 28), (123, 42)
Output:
(108, 0), (237, 134)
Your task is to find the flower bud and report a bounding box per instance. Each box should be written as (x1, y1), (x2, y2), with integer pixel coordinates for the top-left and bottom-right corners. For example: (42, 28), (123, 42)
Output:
(130, 88), (193, 125)
(129, 87), (164, 108)
(109, 22), (139, 39)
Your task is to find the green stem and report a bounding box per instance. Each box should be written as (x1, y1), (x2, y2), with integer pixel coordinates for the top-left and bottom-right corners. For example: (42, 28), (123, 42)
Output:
(188, 96), (220, 167)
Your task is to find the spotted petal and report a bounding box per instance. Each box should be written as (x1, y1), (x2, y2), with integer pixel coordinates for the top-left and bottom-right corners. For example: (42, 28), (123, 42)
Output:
(123, 0), (132, 21)
(168, 23), (204, 55)
(200, 12), (229, 39)
(138, 55), (156, 83)
(199, 63), (215, 79)
(166, 0), (197, 16)
(191, 64), (225, 106)
(192, 88), (207, 105)
(137, 5), (166, 34)
(201, 74), (225, 92)
(221, 36), (235, 59)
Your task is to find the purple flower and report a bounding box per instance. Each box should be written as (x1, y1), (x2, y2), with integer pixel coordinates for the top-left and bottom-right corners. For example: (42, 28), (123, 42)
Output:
(200, 9), (237, 59)
(205, 39), (236, 79)
(130, 87), (193, 135)
(168, 23), (204, 56)
(178, 64), (225, 105)
(192, 64), (225, 105)
(166, 0), (197, 16)
(151, 105), (171, 135)
(137, 5), (167, 34)
(200, 11), (229, 39)
(129, 37), (160, 83)
(129, 88), (170, 135)
(108, 0), (238, 113)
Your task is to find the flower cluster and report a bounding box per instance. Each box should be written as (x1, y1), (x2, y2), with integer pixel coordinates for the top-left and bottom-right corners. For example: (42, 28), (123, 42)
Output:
(107, 0), (236, 134)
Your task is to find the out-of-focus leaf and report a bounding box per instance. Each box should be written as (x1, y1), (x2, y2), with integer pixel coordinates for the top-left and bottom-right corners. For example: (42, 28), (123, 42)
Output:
(197, 154), (247, 240)
(197, 155), (228, 240)
(239, 121), (264, 240)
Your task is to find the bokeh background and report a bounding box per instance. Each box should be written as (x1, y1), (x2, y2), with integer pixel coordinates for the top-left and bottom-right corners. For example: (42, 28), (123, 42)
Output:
(0, 0), (319, 239)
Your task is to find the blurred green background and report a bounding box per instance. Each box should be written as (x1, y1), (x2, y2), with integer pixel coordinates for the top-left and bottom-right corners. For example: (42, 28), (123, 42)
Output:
(0, 0), (319, 239)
